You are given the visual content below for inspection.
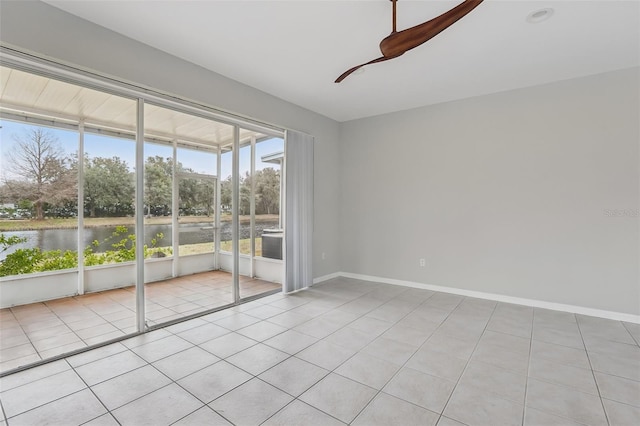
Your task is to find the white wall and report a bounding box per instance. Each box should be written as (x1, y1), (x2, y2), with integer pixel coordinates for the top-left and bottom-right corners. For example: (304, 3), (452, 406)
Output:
(340, 68), (639, 315)
(0, 0), (341, 279)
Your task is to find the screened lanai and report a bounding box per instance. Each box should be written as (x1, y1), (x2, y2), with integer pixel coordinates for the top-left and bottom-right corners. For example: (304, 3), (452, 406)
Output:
(0, 63), (285, 374)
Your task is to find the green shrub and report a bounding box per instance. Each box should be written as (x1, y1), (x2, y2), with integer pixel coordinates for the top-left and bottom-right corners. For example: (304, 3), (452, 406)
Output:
(0, 230), (172, 277)
(0, 234), (27, 254)
(0, 248), (42, 276)
(38, 250), (78, 272)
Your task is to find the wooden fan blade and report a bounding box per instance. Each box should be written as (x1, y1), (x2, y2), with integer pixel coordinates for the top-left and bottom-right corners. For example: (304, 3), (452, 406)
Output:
(335, 56), (395, 83)
(335, 0), (484, 83)
(380, 0), (484, 58)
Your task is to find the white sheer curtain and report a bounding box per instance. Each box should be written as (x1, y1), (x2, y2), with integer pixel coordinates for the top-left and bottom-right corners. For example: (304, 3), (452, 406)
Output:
(284, 130), (314, 293)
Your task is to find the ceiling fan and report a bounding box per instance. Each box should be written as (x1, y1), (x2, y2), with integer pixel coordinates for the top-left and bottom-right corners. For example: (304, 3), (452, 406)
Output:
(335, 0), (485, 83)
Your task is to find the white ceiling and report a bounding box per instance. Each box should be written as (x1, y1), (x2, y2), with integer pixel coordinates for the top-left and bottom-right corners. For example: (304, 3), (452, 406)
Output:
(43, 1), (640, 122)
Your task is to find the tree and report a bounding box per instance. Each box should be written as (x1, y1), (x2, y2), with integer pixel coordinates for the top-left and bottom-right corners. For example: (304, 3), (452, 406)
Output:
(144, 156), (172, 216)
(178, 177), (199, 214)
(4, 128), (76, 220)
(84, 155), (134, 217)
(239, 171), (252, 215)
(255, 168), (280, 215)
(217, 169), (280, 215)
(220, 177), (232, 212)
(179, 177), (214, 216)
(194, 180), (215, 216)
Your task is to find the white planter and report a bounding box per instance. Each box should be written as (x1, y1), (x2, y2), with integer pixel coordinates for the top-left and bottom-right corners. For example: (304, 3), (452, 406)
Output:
(0, 253), (281, 308)
(255, 256), (284, 284)
(0, 269), (78, 308)
(218, 252), (283, 283)
(178, 253), (215, 276)
(145, 258), (173, 283)
(84, 262), (135, 293)
(218, 252), (251, 276)
(218, 251), (234, 273)
(1, 258), (176, 308)
(85, 258), (174, 293)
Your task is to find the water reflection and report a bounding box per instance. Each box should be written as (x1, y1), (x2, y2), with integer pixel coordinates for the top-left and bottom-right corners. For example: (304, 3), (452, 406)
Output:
(0, 220), (279, 260)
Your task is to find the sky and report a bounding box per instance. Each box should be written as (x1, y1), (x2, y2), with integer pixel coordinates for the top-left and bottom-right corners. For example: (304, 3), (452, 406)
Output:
(0, 120), (283, 181)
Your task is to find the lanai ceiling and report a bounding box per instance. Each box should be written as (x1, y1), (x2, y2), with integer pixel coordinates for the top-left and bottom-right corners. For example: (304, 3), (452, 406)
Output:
(0, 66), (266, 148)
(33, 0), (640, 122)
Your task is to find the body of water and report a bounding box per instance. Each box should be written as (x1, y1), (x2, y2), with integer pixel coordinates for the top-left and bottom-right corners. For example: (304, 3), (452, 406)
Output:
(0, 220), (279, 260)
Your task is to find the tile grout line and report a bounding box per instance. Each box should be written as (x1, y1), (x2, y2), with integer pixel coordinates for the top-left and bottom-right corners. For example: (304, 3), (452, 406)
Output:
(290, 288), (417, 373)
(258, 398), (345, 426)
(436, 298), (501, 425)
(90, 340), (197, 422)
(520, 308), (538, 426)
(621, 322), (640, 347)
(258, 285), (421, 426)
(3, 279), (638, 425)
(122, 358), (235, 426)
(49, 293), (136, 352)
(3, 358), (100, 424)
(206, 291), (629, 426)
(69, 356), (124, 426)
(526, 315), (597, 426)
(575, 316), (611, 426)
(164, 355), (257, 425)
(0, 393), (7, 424)
(0, 275), (278, 377)
(229, 285), (391, 422)
(39, 304), (95, 355)
(346, 291), (466, 424)
(1, 309), (41, 369)
(150, 305), (313, 426)
(76, 337), (231, 426)
(3, 389), (92, 425)
(78, 292), (136, 338)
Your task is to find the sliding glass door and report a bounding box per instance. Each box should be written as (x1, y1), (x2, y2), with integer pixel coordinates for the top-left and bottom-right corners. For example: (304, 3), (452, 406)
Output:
(240, 135), (285, 298)
(0, 56), (285, 374)
(142, 104), (235, 325)
(216, 131), (284, 299)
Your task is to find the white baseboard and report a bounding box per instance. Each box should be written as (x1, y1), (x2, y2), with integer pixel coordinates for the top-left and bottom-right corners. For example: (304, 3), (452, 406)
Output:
(312, 272), (342, 285)
(313, 271), (640, 324)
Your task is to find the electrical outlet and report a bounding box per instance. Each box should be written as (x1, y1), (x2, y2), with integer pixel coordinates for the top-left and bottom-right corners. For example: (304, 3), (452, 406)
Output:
(419, 258), (426, 267)
(322, 252), (326, 260)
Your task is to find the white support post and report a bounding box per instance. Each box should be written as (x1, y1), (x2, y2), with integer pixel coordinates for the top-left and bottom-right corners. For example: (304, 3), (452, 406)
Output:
(279, 157), (284, 229)
(135, 98), (146, 333)
(281, 139), (287, 286)
(250, 135), (256, 277)
(172, 139), (179, 277)
(232, 127), (240, 303)
(215, 146), (221, 270)
(77, 121), (85, 295)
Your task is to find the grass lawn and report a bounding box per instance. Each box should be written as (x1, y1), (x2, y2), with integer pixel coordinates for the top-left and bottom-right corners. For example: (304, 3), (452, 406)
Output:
(0, 214), (279, 231)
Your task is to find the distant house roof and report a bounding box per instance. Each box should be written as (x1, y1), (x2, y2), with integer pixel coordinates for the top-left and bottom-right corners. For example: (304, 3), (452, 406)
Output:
(261, 151), (284, 164)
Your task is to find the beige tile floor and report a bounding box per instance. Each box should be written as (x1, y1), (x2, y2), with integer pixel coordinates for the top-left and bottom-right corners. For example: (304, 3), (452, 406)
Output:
(1, 277), (639, 425)
(0, 271), (279, 373)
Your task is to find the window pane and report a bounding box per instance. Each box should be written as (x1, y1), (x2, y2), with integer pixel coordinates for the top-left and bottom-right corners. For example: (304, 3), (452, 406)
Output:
(83, 133), (136, 266)
(143, 103), (235, 326)
(178, 177), (216, 255)
(0, 121), (78, 276)
(82, 131), (137, 336)
(220, 149), (233, 253)
(144, 141), (174, 257)
(255, 137), (284, 260)
(177, 147), (216, 256)
(177, 146), (217, 176)
(0, 65), (138, 370)
(239, 143), (251, 255)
